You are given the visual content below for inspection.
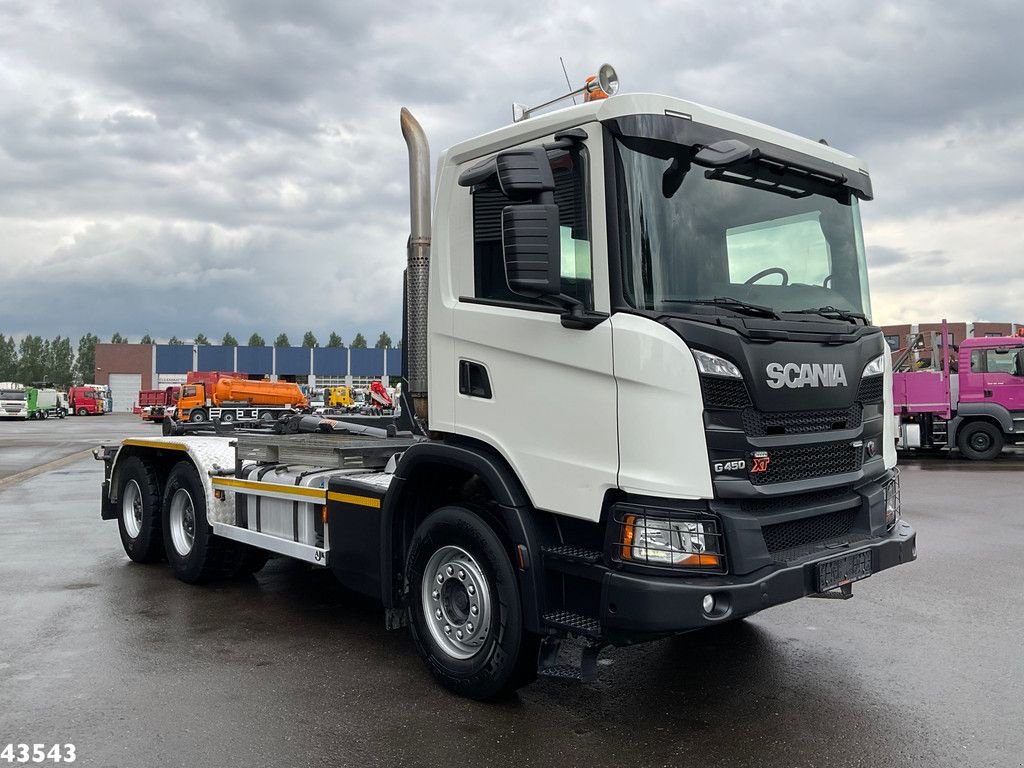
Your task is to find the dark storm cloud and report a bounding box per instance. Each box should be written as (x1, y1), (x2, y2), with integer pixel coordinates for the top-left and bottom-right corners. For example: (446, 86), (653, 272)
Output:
(1, 0), (1022, 341)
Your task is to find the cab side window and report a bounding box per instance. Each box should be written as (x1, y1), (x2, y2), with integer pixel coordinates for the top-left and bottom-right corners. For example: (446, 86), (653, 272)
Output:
(970, 351), (984, 373)
(471, 146), (592, 309)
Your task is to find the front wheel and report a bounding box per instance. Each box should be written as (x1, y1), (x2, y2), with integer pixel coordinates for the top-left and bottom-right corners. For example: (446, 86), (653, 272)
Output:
(77, 407), (87, 416)
(957, 421), (1003, 461)
(406, 506), (539, 700)
(189, 408), (207, 423)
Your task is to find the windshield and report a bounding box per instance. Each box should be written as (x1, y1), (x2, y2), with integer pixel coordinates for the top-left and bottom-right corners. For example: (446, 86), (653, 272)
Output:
(1, 390), (26, 400)
(613, 134), (872, 320)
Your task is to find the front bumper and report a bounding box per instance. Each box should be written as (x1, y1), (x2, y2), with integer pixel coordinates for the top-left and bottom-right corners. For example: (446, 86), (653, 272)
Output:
(600, 520), (915, 637)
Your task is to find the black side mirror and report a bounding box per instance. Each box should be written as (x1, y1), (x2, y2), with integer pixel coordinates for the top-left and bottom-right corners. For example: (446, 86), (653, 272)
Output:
(501, 204), (560, 297)
(496, 147), (556, 200)
(693, 139), (759, 168)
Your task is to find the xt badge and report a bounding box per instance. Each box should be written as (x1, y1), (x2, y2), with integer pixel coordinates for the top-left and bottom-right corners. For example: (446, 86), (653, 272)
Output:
(750, 451), (771, 474)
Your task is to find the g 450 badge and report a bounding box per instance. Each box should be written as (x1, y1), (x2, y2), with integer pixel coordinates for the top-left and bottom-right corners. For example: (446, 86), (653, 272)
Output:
(712, 459), (746, 475)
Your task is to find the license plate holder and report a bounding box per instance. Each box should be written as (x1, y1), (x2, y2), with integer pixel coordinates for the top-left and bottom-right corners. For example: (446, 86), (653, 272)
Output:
(815, 549), (872, 592)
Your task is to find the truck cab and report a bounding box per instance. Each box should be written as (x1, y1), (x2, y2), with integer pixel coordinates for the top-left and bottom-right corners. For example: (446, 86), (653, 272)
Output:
(69, 386), (104, 416)
(0, 386), (28, 419)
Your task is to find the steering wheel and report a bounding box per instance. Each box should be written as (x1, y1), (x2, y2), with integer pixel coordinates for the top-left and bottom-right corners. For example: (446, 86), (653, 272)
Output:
(744, 267), (789, 286)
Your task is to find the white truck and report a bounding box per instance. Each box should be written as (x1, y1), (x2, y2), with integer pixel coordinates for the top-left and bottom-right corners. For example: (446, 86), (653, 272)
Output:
(1, 383), (28, 419)
(97, 67), (915, 699)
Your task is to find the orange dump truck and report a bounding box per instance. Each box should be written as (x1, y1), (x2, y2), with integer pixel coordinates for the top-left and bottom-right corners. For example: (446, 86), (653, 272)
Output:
(176, 378), (308, 424)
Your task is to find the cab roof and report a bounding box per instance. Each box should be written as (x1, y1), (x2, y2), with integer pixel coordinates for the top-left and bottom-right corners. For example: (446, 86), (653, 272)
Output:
(445, 93), (868, 177)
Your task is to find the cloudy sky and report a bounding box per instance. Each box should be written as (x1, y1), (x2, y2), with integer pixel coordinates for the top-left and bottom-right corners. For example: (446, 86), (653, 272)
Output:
(1, 0), (1022, 344)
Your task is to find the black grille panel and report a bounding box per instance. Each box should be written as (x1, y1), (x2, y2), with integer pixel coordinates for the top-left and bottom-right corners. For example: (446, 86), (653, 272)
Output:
(701, 376), (752, 409)
(762, 508), (856, 553)
(742, 405), (863, 436)
(858, 376), (884, 402)
(740, 488), (857, 515)
(750, 441), (861, 485)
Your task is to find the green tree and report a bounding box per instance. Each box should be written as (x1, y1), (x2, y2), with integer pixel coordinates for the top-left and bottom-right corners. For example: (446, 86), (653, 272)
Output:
(326, 332), (344, 348)
(248, 333), (265, 346)
(50, 336), (74, 388)
(140, 333), (154, 345)
(301, 331), (318, 348)
(350, 333), (367, 349)
(110, 332), (127, 344)
(222, 332), (238, 346)
(0, 334), (18, 381)
(167, 336), (184, 346)
(75, 333), (99, 384)
(195, 333), (211, 346)
(374, 331), (393, 349)
(274, 333), (290, 347)
(17, 335), (45, 383)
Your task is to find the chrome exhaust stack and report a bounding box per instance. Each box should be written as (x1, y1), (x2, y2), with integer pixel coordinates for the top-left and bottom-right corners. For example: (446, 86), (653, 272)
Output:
(400, 108), (431, 424)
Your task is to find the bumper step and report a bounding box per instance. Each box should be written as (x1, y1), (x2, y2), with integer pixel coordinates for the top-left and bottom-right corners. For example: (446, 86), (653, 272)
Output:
(541, 545), (603, 565)
(543, 610), (602, 639)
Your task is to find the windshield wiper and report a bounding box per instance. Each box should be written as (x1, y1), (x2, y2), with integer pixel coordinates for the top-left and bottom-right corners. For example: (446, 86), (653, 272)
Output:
(665, 296), (780, 319)
(788, 306), (867, 323)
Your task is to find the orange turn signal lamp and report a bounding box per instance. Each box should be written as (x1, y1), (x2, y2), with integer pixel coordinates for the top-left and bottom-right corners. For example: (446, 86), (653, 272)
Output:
(620, 514), (721, 568)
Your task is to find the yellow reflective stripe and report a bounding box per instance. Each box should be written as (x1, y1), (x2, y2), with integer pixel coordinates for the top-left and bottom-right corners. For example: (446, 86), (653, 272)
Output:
(212, 476), (327, 501)
(122, 439), (188, 451)
(327, 491), (382, 509)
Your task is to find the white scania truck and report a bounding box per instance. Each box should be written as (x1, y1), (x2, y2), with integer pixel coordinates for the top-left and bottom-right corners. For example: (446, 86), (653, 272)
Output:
(97, 68), (915, 699)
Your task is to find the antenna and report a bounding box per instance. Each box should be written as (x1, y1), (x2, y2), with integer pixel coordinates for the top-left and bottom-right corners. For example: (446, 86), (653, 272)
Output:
(559, 57), (576, 105)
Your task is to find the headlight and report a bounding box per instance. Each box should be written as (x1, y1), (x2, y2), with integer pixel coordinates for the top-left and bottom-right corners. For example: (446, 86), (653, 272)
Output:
(618, 511), (722, 568)
(862, 354), (885, 377)
(693, 350), (742, 379)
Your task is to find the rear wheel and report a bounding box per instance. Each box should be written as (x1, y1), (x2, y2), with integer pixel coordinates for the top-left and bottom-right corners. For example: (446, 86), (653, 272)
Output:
(161, 461), (232, 583)
(407, 506), (539, 700)
(258, 410), (274, 423)
(220, 411), (235, 424)
(116, 457), (164, 563)
(958, 421), (1003, 461)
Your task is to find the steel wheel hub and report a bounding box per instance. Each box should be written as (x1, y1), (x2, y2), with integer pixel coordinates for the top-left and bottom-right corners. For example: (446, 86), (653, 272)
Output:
(421, 545), (491, 660)
(122, 479), (143, 538)
(971, 433), (990, 451)
(168, 488), (196, 557)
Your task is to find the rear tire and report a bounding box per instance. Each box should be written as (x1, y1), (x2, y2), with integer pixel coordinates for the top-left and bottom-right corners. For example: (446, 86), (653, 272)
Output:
(958, 421), (1003, 460)
(406, 506), (539, 700)
(161, 461), (232, 583)
(220, 411), (235, 424)
(258, 410), (274, 423)
(116, 457), (164, 563)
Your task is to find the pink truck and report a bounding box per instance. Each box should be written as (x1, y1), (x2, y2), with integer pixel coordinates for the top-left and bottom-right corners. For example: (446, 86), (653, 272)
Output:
(893, 323), (1024, 459)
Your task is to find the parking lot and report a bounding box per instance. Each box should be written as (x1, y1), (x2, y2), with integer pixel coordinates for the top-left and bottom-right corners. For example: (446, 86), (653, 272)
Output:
(0, 415), (1021, 768)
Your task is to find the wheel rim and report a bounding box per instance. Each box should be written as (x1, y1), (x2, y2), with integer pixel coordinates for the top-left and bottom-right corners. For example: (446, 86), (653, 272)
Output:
(970, 432), (991, 452)
(168, 488), (196, 556)
(122, 479), (143, 538)
(421, 545), (492, 660)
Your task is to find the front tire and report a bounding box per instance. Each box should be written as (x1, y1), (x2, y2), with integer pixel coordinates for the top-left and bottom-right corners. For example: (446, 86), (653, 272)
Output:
(77, 407), (87, 416)
(958, 421), (1003, 460)
(189, 408), (208, 423)
(116, 457), (164, 563)
(406, 506), (539, 700)
(161, 461), (232, 583)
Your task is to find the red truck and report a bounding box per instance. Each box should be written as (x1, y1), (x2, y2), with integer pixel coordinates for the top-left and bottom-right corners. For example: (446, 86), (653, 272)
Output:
(139, 387), (180, 422)
(68, 386), (105, 416)
(893, 321), (1024, 459)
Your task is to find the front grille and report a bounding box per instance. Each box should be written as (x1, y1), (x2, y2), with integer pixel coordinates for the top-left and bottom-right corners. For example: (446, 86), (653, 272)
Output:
(742, 405), (863, 436)
(749, 440), (861, 485)
(701, 376), (752, 409)
(762, 508), (857, 553)
(858, 376), (884, 402)
(740, 488), (857, 515)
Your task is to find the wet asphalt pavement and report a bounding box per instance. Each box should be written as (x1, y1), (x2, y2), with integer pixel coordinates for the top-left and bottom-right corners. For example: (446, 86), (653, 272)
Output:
(0, 416), (1022, 767)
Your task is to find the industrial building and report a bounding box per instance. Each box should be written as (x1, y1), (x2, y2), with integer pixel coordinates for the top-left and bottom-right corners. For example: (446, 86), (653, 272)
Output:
(94, 343), (402, 412)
